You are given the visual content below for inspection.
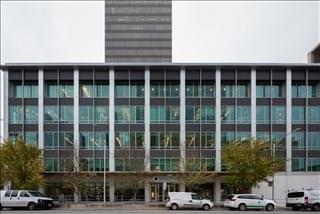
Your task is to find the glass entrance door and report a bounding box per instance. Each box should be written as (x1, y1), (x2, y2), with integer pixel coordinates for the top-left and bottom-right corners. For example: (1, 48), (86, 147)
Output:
(150, 183), (179, 203)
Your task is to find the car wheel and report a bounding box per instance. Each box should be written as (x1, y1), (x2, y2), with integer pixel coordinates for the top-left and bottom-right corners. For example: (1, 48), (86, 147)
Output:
(28, 202), (36, 210)
(266, 204), (274, 211)
(171, 203), (178, 210)
(203, 204), (210, 211)
(239, 203), (247, 211)
(312, 203), (320, 211)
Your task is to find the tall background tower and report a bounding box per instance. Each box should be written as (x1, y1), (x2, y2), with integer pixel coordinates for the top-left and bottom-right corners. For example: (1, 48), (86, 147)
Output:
(105, 0), (172, 63)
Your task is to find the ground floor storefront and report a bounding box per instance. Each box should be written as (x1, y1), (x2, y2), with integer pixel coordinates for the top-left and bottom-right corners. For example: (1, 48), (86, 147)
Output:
(44, 173), (226, 204)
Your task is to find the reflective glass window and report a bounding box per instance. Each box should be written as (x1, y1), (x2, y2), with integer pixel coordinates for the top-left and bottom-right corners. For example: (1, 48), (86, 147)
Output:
(9, 106), (23, 124)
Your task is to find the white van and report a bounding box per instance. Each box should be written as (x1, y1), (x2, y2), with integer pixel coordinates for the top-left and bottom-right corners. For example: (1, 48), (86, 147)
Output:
(0, 190), (53, 210)
(166, 192), (214, 210)
(286, 189), (320, 211)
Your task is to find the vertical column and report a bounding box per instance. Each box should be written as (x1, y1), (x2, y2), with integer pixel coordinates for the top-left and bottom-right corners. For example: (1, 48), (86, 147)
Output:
(215, 68), (221, 172)
(286, 68), (292, 172)
(214, 180), (221, 204)
(109, 68), (115, 172)
(109, 178), (115, 202)
(144, 182), (151, 203)
(38, 68), (44, 149)
(144, 67), (150, 171)
(0, 69), (5, 140)
(74, 68), (80, 171)
(180, 67), (186, 172)
(2, 70), (9, 140)
(251, 67), (256, 139)
(179, 183), (186, 192)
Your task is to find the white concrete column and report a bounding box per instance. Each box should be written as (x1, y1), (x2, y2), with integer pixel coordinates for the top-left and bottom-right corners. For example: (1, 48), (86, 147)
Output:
(74, 68), (80, 171)
(109, 178), (115, 202)
(38, 69), (44, 149)
(144, 67), (151, 171)
(180, 67), (186, 172)
(0, 69), (6, 141)
(109, 68), (115, 172)
(215, 68), (221, 172)
(144, 181), (151, 203)
(2, 70), (9, 140)
(286, 68), (292, 172)
(214, 179), (222, 204)
(179, 183), (186, 192)
(251, 68), (256, 139)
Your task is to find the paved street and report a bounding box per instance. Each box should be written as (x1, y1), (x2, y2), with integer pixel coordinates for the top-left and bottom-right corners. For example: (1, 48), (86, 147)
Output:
(1, 208), (319, 214)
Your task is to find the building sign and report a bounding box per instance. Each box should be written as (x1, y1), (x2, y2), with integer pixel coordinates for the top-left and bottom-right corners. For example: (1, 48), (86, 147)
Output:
(153, 176), (175, 183)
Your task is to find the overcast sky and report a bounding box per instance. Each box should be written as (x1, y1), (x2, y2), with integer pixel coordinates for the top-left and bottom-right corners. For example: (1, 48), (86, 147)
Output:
(0, 0), (319, 64)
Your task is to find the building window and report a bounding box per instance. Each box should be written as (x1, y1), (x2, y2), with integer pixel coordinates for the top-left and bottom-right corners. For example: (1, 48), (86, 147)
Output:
(308, 106), (320, 124)
(115, 132), (144, 149)
(151, 132), (179, 149)
(236, 106), (251, 124)
(150, 106), (179, 124)
(79, 106), (108, 124)
(186, 132), (215, 149)
(256, 132), (270, 142)
(308, 132), (320, 149)
(80, 82), (109, 98)
(10, 82), (38, 98)
(9, 106), (23, 124)
(24, 106), (38, 124)
(45, 82), (73, 98)
(80, 132), (108, 149)
(292, 106), (305, 124)
(292, 83), (317, 98)
(292, 131), (305, 149)
(256, 106), (269, 124)
(115, 106), (144, 123)
(221, 106), (235, 124)
(271, 132), (286, 150)
(271, 106), (286, 124)
(44, 158), (73, 172)
(59, 106), (74, 123)
(221, 84), (249, 98)
(115, 159), (144, 171)
(256, 84), (283, 98)
(308, 158), (320, 171)
(44, 132), (74, 149)
(292, 158), (306, 172)
(115, 83), (144, 98)
(24, 132), (38, 145)
(150, 83), (179, 97)
(221, 132), (250, 145)
(186, 158), (215, 171)
(150, 158), (179, 171)
(44, 106), (59, 123)
(80, 158), (109, 172)
(186, 106), (214, 123)
(186, 83), (215, 97)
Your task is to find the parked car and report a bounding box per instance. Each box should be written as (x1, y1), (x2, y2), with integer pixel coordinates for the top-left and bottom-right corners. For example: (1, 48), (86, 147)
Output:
(224, 194), (276, 211)
(0, 190), (53, 210)
(166, 192), (214, 210)
(286, 189), (320, 211)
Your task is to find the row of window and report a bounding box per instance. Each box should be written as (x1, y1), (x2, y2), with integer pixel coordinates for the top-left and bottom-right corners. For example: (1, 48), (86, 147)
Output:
(292, 158), (320, 172)
(9, 82), (319, 98)
(10, 130), (320, 150)
(11, 105), (320, 124)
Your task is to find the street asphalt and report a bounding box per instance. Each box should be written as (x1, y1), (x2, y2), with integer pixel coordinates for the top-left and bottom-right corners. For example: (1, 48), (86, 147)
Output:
(1, 207), (320, 214)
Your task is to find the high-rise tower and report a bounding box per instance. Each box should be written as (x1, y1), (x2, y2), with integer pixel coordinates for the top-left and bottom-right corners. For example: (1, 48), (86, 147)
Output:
(105, 0), (172, 62)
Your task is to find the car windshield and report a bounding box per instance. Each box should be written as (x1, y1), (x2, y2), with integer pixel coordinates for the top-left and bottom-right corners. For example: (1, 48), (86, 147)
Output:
(28, 191), (44, 197)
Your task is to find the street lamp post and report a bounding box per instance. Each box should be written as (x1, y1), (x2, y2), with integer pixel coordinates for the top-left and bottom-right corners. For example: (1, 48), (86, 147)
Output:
(271, 127), (301, 200)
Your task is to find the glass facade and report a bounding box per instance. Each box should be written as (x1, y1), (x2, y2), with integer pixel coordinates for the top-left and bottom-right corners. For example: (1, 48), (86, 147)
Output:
(5, 65), (320, 203)
(115, 106), (144, 123)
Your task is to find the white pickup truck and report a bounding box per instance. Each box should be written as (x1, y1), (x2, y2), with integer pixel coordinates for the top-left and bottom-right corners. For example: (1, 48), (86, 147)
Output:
(0, 190), (53, 210)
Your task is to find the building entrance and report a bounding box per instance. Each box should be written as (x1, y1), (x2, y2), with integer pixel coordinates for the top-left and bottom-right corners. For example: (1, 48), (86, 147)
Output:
(150, 183), (178, 202)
